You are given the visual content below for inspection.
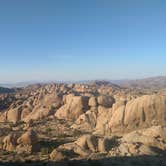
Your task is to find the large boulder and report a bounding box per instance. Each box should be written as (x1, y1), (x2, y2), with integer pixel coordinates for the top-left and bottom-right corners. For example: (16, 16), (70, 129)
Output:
(3, 133), (18, 151)
(23, 106), (51, 122)
(16, 144), (34, 154)
(112, 99), (126, 112)
(141, 125), (166, 139)
(40, 92), (62, 109)
(7, 107), (22, 123)
(55, 94), (89, 120)
(94, 106), (112, 135)
(97, 95), (115, 108)
(109, 105), (126, 133)
(75, 135), (98, 153)
(50, 149), (67, 161)
(16, 128), (38, 154)
(73, 145), (89, 157)
(108, 95), (166, 133)
(124, 95), (166, 130)
(0, 112), (7, 122)
(71, 108), (97, 132)
(21, 107), (32, 119)
(17, 128), (38, 146)
(121, 126), (166, 150)
(89, 97), (97, 107)
(54, 135), (119, 157)
(108, 126), (166, 157)
(22, 92), (63, 122)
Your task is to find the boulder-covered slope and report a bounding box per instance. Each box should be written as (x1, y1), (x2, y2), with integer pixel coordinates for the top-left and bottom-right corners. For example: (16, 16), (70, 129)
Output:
(0, 81), (165, 165)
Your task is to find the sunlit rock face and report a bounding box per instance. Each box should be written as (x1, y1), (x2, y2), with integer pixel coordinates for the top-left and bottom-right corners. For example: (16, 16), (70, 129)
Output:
(124, 95), (166, 129)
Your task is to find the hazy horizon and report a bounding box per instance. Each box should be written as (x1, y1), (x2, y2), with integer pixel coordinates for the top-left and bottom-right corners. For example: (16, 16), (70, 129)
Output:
(1, 0), (166, 82)
(1, 75), (166, 85)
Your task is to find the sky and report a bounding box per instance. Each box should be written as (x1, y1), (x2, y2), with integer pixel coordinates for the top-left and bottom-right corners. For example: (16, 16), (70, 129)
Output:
(0, 0), (166, 83)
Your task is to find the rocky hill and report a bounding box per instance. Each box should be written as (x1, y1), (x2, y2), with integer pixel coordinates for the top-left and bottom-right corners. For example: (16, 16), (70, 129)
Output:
(115, 76), (166, 90)
(0, 82), (165, 165)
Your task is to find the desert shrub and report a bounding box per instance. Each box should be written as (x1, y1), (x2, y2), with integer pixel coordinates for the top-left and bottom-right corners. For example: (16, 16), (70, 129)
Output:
(40, 147), (50, 155)
(73, 129), (84, 138)
(109, 136), (120, 148)
(39, 140), (58, 154)
(50, 105), (56, 112)
(45, 127), (52, 133)
(56, 133), (70, 139)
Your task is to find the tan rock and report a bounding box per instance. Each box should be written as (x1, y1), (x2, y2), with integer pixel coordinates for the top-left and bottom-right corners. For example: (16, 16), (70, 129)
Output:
(23, 106), (51, 122)
(73, 145), (89, 157)
(94, 106), (112, 135)
(89, 97), (97, 107)
(121, 126), (166, 150)
(75, 135), (98, 153)
(50, 149), (66, 161)
(16, 129), (38, 154)
(17, 128), (38, 146)
(3, 133), (18, 151)
(138, 144), (157, 155)
(21, 107), (32, 119)
(142, 125), (166, 139)
(124, 95), (166, 129)
(109, 105), (125, 132)
(71, 109), (97, 132)
(75, 135), (88, 150)
(0, 112), (7, 122)
(7, 107), (22, 123)
(112, 100), (126, 112)
(16, 144), (33, 154)
(55, 95), (89, 120)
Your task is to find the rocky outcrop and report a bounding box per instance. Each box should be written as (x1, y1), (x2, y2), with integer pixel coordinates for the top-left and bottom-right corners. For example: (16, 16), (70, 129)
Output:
(7, 107), (22, 123)
(16, 129), (38, 154)
(2, 129), (38, 154)
(109, 105), (126, 133)
(94, 106), (112, 135)
(51, 134), (119, 158)
(97, 95), (115, 108)
(111, 125), (166, 156)
(108, 94), (166, 133)
(71, 107), (98, 132)
(51, 126), (166, 159)
(89, 97), (98, 107)
(23, 106), (51, 122)
(55, 94), (89, 120)
(17, 128), (38, 145)
(124, 95), (166, 130)
(50, 149), (67, 161)
(0, 112), (7, 122)
(2, 133), (18, 151)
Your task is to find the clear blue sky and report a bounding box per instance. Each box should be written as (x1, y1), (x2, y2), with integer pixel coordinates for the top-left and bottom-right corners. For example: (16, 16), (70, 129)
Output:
(0, 0), (166, 82)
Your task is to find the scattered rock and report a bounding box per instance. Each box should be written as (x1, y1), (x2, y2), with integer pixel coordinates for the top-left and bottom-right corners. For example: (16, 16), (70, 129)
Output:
(50, 149), (67, 161)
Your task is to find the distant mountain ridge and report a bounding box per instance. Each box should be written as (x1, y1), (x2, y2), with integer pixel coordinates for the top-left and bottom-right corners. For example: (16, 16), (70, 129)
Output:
(113, 76), (166, 89)
(1, 76), (166, 90)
